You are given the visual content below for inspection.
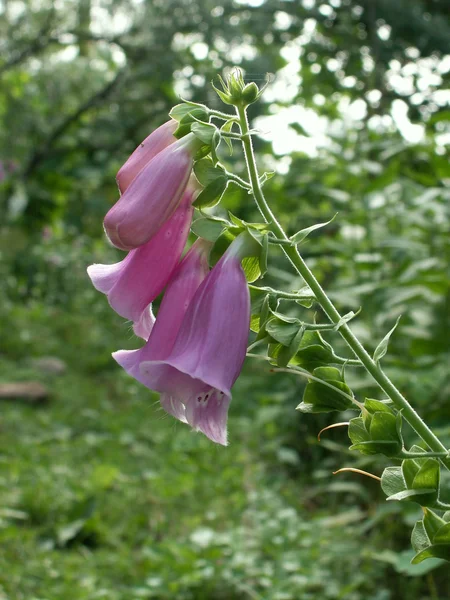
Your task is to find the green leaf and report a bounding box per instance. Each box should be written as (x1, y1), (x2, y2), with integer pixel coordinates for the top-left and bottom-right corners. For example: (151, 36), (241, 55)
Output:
(259, 233), (268, 278)
(276, 326), (305, 367)
(373, 316), (401, 363)
(209, 229), (237, 267)
(351, 440), (401, 455)
(169, 102), (209, 122)
(242, 255), (262, 283)
(411, 545), (450, 564)
(349, 411), (403, 457)
(259, 171), (275, 186)
(412, 458), (440, 492)
(381, 466), (406, 497)
(298, 367), (353, 414)
(193, 158), (226, 186)
(402, 458), (420, 488)
(190, 217), (228, 242)
(297, 380), (353, 413)
(386, 488), (437, 502)
(265, 315), (302, 346)
(220, 119), (236, 154)
(364, 399), (395, 415)
(290, 215), (337, 245)
(369, 412), (399, 443)
(348, 417), (369, 446)
(433, 522), (450, 544)
(313, 366), (343, 383)
(191, 121), (217, 145)
(334, 309), (360, 331)
(193, 177), (228, 209)
(173, 108), (211, 138)
(251, 294), (268, 335)
(291, 344), (334, 371)
(411, 520), (430, 553)
(423, 509), (446, 541)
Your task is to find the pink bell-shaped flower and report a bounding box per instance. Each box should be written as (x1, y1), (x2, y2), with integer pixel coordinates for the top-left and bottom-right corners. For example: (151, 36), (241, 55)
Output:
(116, 120), (177, 193)
(115, 234), (251, 445)
(104, 133), (200, 251)
(113, 239), (212, 422)
(87, 188), (195, 340)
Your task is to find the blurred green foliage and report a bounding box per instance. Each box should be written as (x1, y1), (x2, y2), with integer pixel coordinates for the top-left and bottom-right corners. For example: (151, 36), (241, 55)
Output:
(0, 0), (449, 598)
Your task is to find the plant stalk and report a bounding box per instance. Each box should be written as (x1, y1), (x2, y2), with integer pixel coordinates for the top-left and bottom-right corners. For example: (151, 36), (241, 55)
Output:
(236, 104), (450, 467)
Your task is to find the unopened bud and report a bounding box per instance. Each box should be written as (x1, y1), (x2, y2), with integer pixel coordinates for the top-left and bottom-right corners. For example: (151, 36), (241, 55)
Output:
(242, 82), (260, 105)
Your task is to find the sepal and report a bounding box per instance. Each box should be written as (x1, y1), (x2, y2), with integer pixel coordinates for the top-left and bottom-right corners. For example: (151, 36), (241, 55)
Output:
(296, 366), (354, 413)
(411, 509), (450, 564)
(171, 104), (210, 138)
(348, 399), (403, 457)
(381, 447), (441, 508)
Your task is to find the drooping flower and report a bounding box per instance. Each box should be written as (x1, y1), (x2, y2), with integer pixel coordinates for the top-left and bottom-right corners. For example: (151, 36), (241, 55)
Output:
(116, 120), (177, 193)
(87, 188), (195, 340)
(113, 238), (212, 421)
(114, 235), (251, 445)
(104, 133), (200, 251)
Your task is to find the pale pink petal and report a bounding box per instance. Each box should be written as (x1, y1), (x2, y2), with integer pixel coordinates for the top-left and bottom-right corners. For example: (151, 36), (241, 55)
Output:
(117, 120), (177, 193)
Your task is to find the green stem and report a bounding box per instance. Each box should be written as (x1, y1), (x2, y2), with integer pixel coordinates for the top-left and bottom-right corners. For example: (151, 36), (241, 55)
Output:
(236, 104), (450, 468)
(209, 109), (236, 121)
(221, 130), (242, 140)
(226, 171), (252, 190)
(398, 451), (450, 459)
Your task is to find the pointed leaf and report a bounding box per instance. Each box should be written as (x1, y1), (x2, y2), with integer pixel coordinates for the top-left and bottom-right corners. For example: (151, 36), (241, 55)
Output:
(242, 255), (262, 283)
(369, 412), (400, 442)
(276, 326), (305, 368)
(191, 122), (217, 145)
(265, 316), (301, 346)
(412, 458), (440, 492)
(194, 158), (226, 186)
(411, 519), (430, 553)
(348, 417), (369, 445)
(387, 488), (437, 502)
(298, 379), (353, 414)
(411, 545), (450, 564)
(290, 215), (337, 245)
(433, 523), (450, 544)
(193, 177), (228, 209)
(313, 366), (343, 383)
(190, 217), (228, 242)
(170, 102), (209, 122)
(402, 458), (420, 488)
(423, 509), (446, 541)
(373, 316), (401, 363)
(221, 119), (236, 154)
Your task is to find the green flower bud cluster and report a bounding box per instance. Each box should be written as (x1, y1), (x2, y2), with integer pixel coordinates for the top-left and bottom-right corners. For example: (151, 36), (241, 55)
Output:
(212, 68), (265, 108)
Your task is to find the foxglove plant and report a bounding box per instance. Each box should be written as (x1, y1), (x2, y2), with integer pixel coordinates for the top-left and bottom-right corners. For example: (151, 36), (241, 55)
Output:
(89, 68), (450, 562)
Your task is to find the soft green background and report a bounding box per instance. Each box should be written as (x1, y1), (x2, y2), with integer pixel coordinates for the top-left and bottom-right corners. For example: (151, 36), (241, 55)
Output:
(0, 0), (449, 598)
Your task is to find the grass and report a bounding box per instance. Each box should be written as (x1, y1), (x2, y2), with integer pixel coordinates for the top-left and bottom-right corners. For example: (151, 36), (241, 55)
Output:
(0, 286), (448, 599)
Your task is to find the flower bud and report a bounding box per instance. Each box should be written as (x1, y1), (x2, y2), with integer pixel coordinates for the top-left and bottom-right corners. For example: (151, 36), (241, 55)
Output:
(116, 120), (177, 193)
(104, 134), (200, 250)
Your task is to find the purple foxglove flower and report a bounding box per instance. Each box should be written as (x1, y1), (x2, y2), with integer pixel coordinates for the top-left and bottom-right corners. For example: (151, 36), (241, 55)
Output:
(104, 133), (199, 250)
(116, 235), (251, 445)
(113, 239), (212, 421)
(116, 120), (177, 193)
(87, 189), (194, 340)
